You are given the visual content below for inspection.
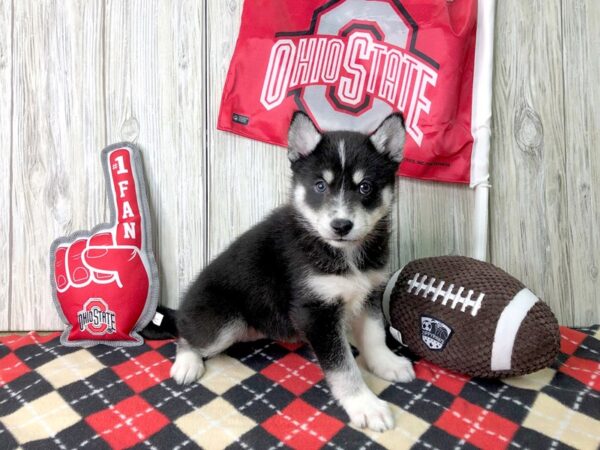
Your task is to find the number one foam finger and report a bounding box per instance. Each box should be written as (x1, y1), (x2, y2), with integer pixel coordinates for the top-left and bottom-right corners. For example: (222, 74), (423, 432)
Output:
(49, 143), (160, 347)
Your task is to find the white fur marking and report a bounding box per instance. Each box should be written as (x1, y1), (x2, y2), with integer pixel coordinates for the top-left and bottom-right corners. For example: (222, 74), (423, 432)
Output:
(352, 314), (415, 383)
(329, 369), (394, 431)
(293, 185), (322, 232)
(171, 340), (205, 385)
(353, 170), (364, 185)
(322, 170), (334, 184)
(305, 268), (387, 318)
(338, 140), (346, 168)
(293, 180), (394, 248)
(202, 321), (246, 357)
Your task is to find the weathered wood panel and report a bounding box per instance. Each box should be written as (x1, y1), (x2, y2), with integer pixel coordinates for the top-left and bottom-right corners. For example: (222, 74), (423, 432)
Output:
(10, 0), (106, 330)
(205, 0), (289, 259)
(2, 0), (600, 329)
(391, 179), (473, 273)
(561, 0), (600, 325)
(0, 0), (12, 329)
(104, 0), (206, 309)
(490, 0), (574, 324)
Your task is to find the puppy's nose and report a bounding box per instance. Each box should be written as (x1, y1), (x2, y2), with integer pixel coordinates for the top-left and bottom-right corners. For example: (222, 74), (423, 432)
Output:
(330, 219), (353, 237)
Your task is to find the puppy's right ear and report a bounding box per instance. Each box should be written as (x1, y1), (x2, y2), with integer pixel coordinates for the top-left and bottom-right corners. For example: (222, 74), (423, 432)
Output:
(370, 113), (406, 162)
(288, 111), (322, 162)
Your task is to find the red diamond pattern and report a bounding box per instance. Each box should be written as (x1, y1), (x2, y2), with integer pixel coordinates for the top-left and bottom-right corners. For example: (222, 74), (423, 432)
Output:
(0, 353), (30, 386)
(1, 327), (598, 450)
(2, 332), (58, 352)
(262, 398), (344, 450)
(415, 359), (468, 395)
(560, 326), (587, 355)
(113, 351), (171, 393)
(435, 397), (519, 450)
(261, 353), (324, 395)
(86, 395), (169, 448)
(560, 355), (600, 390)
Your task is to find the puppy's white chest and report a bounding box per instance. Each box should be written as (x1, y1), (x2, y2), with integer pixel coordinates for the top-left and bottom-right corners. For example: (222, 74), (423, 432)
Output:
(306, 269), (387, 315)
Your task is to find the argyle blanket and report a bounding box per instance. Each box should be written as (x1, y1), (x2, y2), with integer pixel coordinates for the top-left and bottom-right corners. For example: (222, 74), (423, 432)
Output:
(1, 327), (599, 450)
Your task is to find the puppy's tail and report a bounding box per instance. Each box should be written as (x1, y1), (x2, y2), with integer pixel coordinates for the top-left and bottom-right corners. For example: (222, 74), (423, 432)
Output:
(140, 305), (179, 340)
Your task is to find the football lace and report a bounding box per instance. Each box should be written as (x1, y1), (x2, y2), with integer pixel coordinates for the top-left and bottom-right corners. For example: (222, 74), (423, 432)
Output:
(407, 273), (485, 317)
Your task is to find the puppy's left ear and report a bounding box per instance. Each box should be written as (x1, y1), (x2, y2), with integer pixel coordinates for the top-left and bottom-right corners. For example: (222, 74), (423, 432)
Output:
(370, 113), (406, 162)
(288, 111), (322, 162)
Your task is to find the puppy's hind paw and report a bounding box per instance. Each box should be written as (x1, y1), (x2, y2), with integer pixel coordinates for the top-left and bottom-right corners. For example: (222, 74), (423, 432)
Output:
(342, 391), (394, 432)
(170, 347), (205, 385)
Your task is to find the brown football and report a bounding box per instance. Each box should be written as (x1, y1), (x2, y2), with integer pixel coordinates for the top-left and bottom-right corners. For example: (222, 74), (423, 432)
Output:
(382, 256), (560, 378)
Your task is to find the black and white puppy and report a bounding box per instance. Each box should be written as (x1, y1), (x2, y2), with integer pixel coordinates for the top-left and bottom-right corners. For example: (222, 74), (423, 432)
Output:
(171, 112), (414, 431)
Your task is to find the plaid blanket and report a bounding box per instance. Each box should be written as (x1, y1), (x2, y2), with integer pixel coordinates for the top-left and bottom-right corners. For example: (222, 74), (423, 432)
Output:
(1, 327), (598, 450)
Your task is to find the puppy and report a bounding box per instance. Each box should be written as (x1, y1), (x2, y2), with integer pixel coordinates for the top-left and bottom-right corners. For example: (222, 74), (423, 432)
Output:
(171, 112), (414, 431)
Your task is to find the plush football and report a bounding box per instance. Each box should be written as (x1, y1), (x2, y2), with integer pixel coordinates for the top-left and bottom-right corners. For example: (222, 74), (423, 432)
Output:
(382, 256), (560, 378)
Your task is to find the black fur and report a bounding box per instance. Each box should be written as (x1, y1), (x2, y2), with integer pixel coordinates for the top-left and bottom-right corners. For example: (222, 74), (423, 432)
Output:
(172, 112), (403, 374)
(154, 112), (411, 430)
(176, 202), (392, 348)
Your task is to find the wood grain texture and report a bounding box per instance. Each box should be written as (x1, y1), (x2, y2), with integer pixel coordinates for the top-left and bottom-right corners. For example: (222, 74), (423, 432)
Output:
(205, 0), (289, 260)
(10, 0), (106, 330)
(0, 0), (12, 329)
(391, 179), (474, 274)
(561, 0), (600, 325)
(490, 0), (574, 324)
(104, 0), (206, 309)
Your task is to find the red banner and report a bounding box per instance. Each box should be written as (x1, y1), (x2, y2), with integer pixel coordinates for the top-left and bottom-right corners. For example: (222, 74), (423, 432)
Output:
(218, 0), (478, 183)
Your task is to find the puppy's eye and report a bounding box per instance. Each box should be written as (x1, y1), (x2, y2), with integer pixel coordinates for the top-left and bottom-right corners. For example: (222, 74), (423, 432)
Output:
(358, 181), (373, 195)
(314, 180), (328, 193)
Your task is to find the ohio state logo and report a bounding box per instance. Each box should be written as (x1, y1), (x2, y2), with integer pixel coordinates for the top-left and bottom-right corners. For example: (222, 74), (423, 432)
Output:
(260, 0), (439, 146)
(77, 298), (117, 335)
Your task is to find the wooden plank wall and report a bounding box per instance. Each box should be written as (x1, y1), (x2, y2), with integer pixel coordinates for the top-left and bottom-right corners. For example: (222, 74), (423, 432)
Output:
(0, 0), (597, 330)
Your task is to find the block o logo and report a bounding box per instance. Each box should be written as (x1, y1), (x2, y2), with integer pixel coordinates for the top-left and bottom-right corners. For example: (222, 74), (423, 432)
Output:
(77, 298), (117, 335)
(260, 0), (439, 145)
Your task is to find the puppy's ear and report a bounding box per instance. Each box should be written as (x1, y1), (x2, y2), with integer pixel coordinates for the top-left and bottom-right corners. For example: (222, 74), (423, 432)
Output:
(370, 113), (406, 162)
(288, 111), (322, 162)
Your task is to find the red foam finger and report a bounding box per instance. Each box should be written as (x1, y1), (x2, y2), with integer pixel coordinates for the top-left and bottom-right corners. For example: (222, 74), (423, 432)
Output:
(89, 231), (114, 247)
(66, 239), (91, 286)
(83, 247), (142, 274)
(54, 246), (69, 291)
(106, 148), (143, 248)
(86, 234), (116, 282)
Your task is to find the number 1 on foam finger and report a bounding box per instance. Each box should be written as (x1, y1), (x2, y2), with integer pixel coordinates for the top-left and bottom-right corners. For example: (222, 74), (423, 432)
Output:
(108, 149), (143, 248)
(113, 155), (128, 175)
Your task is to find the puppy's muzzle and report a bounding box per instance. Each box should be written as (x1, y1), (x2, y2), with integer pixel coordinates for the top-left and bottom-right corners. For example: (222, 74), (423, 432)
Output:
(330, 219), (353, 237)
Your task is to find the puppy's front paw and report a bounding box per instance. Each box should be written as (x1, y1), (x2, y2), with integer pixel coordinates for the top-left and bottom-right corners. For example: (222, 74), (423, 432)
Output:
(170, 348), (205, 385)
(368, 353), (415, 383)
(342, 391), (394, 432)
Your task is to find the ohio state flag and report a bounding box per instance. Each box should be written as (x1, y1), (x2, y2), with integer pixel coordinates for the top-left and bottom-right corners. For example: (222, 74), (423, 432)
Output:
(218, 0), (494, 186)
